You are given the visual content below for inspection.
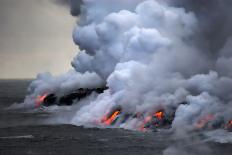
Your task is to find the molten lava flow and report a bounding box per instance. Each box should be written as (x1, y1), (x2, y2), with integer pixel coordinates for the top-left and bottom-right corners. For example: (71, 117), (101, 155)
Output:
(154, 111), (164, 120)
(195, 114), (214, 129)
(35, 94), (47, 107)
(102, 110), (121, 125)
(139, 111), (165, 131)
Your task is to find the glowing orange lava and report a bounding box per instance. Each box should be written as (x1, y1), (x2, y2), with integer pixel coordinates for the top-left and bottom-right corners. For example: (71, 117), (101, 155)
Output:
(195, 114), (214, 129)
(35, 94), (47, 107)
(139, 111), (164, 131)
(102, 110), (120, 125)
(154, 111), (164, 120)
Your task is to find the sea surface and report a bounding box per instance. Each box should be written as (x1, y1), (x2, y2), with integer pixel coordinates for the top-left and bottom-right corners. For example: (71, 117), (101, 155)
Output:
(0, 80), (231, 155)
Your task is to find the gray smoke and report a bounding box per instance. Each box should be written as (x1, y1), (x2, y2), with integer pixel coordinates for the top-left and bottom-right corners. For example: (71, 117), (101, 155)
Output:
(173, 0), (232, 64)
(20, 0), (232, 144)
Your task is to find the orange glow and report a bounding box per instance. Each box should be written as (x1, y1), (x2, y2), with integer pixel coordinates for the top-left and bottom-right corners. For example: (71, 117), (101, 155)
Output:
(139, 111), (164, 131)
(139, 115), (152, 131)
(102, 110), (120, 125)
(154, 111), (164, 120)
(35, 94), (47, 107)
(195, 114), (214, 129)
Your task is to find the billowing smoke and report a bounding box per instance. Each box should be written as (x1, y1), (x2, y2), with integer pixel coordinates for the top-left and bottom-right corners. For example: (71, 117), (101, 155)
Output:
(20, 0), (232, 143)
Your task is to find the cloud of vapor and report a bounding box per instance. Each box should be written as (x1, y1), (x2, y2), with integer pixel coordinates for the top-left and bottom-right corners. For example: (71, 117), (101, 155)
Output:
(71, 0), (208, 121)
(21, 0), (232, 144)
(171, 0), (232, 55)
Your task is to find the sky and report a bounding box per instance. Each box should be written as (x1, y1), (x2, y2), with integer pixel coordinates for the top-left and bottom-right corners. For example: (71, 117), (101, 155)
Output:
(0, 0), (77, 79)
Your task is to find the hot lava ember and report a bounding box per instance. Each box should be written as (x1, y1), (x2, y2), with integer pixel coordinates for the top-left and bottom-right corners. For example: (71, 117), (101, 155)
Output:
(154, 111), (164, 120)
(35, 94), (47, 107)
(139, 111), (165, 131)
(102, 110), (121, 125)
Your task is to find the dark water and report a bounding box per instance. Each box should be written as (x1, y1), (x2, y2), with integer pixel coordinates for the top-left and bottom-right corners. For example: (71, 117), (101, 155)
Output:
(0, 79), (31, 108)
(0, 80), (231, 155)
(0, 79), (35, 127)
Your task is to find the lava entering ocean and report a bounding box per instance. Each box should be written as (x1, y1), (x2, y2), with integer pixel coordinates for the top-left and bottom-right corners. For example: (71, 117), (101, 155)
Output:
(33, 90), (232, 133)
(102, 110), (121, 125)
(35, 94), (48, 108)
(20, 0), (232, 144)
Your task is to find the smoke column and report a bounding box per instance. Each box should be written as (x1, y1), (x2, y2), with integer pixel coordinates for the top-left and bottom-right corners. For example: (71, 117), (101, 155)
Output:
(20, 0), (232, 142)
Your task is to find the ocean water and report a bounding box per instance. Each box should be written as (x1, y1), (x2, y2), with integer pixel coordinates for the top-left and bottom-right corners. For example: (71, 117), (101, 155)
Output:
(0, 79), (33, 127)
(0, 80), (231, 155)
(0, 79), (30, 108)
